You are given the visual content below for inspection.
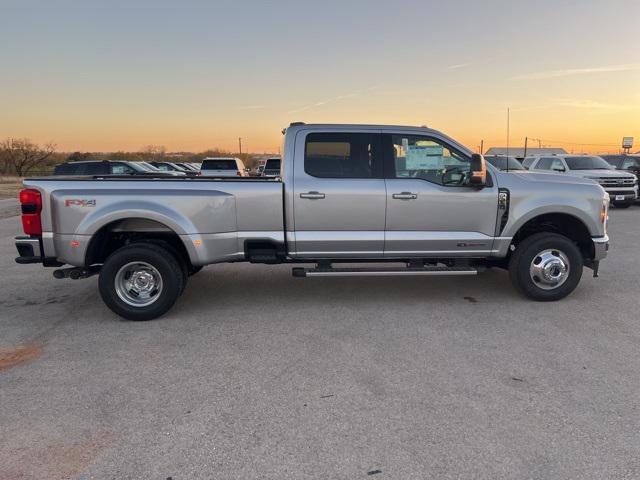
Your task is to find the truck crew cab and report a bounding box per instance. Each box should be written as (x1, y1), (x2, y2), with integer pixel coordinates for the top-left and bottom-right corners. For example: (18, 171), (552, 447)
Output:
(15, 123), (610, 320)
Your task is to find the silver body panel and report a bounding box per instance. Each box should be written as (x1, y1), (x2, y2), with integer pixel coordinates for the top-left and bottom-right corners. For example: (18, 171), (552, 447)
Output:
(383, 178), (498, 256)
(24, 179), (283, 266)
(22, 124), (609, 267)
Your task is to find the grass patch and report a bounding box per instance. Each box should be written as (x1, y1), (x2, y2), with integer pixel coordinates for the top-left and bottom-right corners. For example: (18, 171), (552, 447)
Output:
(0, 176), (23, 199)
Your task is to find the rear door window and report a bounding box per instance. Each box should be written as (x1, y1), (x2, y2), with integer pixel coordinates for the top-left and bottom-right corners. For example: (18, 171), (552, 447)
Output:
(110, 163), (135, 174)
(304, 133), (381, 178)
(550, 158), (565, 171)
(72, 163), (108, 175)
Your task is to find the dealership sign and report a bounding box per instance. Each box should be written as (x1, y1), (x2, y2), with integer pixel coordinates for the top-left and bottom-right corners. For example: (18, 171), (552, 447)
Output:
(622, 137), (633, 149)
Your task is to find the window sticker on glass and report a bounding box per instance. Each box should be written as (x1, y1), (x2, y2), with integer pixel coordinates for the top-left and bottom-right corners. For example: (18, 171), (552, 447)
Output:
(405, 145), (445, 170)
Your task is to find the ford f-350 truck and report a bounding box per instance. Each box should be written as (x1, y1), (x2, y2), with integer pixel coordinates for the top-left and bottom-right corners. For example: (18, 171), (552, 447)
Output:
(15, 123), (610, 320)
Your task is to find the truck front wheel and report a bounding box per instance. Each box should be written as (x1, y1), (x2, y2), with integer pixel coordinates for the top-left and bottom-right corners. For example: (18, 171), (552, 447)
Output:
(508, 233), (583, 301)
(98, 243), (185, 321)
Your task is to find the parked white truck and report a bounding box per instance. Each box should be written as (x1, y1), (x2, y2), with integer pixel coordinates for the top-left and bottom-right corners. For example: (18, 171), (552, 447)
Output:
(15, 123), (610, 320)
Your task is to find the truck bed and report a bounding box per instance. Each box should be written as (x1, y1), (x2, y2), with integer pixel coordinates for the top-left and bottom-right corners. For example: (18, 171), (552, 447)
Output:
(24, 175), (285, 267)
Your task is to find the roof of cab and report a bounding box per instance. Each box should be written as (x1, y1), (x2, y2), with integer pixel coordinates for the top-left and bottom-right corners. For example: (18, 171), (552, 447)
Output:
(285, 122), (437, 135)
(283, 122), (473, 156)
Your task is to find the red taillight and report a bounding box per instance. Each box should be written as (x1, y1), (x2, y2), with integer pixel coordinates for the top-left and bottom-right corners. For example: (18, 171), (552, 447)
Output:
(19, 188), (42, 235)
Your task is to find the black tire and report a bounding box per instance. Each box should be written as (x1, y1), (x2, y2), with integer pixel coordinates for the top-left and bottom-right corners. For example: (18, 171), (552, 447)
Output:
(98, 243), (185, 321)
(188, 265), (204, 276)
(508, 232), (583, 301)
(612, 201), (632, 209)
(137, 239), (189, 294)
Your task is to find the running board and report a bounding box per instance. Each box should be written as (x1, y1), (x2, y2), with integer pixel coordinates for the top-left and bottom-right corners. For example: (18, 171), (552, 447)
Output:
(292, 266), (479, 278)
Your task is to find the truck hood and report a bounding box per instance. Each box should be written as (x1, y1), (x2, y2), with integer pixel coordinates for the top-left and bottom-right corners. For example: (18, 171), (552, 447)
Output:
(508, 171), (599, 186)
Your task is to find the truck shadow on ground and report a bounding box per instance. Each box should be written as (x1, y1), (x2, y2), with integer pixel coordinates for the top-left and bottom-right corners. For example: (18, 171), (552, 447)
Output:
(176, 265), (525, 315)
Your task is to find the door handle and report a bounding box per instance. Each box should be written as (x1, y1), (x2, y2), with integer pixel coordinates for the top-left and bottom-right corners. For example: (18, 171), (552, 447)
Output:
(392, 192), (417, 200)
(300, 191), (325, 199)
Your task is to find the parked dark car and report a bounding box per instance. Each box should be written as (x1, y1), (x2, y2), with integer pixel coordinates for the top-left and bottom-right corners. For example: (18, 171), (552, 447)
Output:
(484, 155), (525, 171)
(53, 160), (175, 176)
(601, 155), (640, 180)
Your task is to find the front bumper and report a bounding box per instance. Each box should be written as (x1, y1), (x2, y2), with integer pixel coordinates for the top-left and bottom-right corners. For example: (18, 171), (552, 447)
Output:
(15, 236), (63, 266)
(604, 186), (637, 202)
(592, 235), (609, 261)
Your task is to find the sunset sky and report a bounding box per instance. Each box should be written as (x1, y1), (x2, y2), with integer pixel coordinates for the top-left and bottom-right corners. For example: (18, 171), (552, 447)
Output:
(1, 0), (639, 154)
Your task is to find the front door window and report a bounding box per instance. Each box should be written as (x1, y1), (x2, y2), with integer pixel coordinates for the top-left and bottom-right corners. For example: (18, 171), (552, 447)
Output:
(390, 135), (471, 186)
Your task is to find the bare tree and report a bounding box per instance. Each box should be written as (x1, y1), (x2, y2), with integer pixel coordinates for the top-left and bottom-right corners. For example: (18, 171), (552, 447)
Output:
(0, 138), (56, 176)
(140, 145), (167, 161)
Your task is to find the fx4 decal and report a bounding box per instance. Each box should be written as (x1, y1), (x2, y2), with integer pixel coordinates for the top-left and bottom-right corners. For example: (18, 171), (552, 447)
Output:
(65, 199), (96, 207)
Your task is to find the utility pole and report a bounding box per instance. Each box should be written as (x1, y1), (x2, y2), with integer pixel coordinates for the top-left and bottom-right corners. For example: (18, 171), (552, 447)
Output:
(238, 137), (243, 156)
(479, 139), (484, 155)
(506, 108), (510, 172)
(523, 136), (528, 158)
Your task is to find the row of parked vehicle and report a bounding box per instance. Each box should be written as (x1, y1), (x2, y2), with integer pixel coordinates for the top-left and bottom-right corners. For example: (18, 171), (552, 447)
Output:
(53, 160), (201, 176)
(484, 153), (640, 208)
(51, 153), (637, 208)
(52, 157), (283, 178)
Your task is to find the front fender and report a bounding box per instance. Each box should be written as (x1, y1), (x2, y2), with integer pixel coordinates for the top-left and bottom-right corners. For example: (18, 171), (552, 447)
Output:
(503, 202), (601, 240)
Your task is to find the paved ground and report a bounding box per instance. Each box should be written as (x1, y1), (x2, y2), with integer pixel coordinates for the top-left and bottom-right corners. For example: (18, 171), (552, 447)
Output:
(0, 198), (20, 219)
(1, 205), (639, 479)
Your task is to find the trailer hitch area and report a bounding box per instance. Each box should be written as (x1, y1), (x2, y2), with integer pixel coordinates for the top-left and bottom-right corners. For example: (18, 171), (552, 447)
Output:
(53, 265), (101, 280)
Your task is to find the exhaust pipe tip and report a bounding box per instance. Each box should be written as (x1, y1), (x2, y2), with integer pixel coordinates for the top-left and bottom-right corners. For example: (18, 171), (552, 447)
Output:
(68, 269), (82, 280)
(53, 269), (66, 279)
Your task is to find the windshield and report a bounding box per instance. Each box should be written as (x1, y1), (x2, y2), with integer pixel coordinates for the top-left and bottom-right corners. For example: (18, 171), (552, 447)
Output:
(485, 156), (524, 171)
(623, 158), (640, 168)
(126, 162), (148, 172)
(603, 156), (640, 169)
(139, 162), (160, 171)
(153, 163), (173, 171)
(565, 156), (612, 170)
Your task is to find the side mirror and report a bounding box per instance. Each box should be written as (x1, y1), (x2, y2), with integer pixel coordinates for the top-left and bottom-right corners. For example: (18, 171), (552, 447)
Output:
(469, 153), (487, 187)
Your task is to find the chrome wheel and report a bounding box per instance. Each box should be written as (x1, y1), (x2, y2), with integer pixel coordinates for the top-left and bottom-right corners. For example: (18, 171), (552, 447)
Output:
(114, 261), (163, 307)
(529, 249), (570, 290)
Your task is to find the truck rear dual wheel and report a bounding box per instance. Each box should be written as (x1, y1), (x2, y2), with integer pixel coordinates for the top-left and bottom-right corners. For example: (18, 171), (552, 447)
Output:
(98, 243), (186, 321)
(508, 233), (583, 301)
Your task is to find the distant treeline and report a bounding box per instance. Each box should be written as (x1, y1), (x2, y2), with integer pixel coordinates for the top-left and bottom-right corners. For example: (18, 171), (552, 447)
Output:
(0, 139), (262, 176)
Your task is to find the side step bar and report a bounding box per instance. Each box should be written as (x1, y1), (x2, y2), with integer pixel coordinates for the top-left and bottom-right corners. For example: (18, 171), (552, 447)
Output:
(292, 266), (479, 278)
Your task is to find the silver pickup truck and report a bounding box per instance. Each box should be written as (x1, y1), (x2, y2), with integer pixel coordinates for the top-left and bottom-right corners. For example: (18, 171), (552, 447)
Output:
(15, 123), (610, 320)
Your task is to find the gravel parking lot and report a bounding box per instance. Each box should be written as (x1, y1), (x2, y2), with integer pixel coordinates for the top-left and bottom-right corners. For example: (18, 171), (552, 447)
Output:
(1, 204), (639, 479)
